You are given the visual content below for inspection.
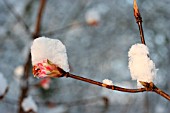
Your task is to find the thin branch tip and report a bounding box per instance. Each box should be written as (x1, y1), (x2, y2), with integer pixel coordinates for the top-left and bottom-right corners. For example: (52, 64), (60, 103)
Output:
(133, 0), (142, 23)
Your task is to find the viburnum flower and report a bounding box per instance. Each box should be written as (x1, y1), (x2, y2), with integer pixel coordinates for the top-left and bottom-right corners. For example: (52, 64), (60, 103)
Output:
(128, 43), (157, 87)
(31, 37), (69, 78)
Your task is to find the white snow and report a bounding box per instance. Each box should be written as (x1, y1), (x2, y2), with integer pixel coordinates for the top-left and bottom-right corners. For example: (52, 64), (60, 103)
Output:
(21, 96), (38, 112)
(31, 36), (70, 72)
(102, 79), (113, 85)
(128, 43), (157, 87)
(14, 65), (24, 78)
(85, 9), (101, 25)
(0, 73), (8, 96)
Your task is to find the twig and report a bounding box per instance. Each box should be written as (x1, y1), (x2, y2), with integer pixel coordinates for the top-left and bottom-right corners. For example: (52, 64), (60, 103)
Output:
(64, 73), (147, 93)
(33, 0), (46, 39)
(18, 0), (46, 113)
(0, 87), (9, 100)
(61, 72), (170, 101)
(133, 0), (145, 45)
(2, 0), (31, 35)
(133, 0), (170, 101)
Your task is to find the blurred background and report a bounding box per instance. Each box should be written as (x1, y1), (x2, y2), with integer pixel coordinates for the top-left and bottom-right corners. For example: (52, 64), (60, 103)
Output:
(0, 0), (170, 113)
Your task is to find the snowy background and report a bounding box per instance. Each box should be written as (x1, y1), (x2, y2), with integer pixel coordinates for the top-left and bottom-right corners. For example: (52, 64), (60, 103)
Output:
(0, 0), (170, 113)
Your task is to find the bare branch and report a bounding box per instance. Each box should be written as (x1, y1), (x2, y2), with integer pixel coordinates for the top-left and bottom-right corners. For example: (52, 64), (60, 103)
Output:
(133, 0), (145, 45)
(0, 87), (9, 100)
(18, 0), (47, 113)
(60, 72), (170, 101)
(33, 0), (46, 39)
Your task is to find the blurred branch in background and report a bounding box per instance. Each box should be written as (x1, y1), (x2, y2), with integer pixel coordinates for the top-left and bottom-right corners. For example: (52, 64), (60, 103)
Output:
(18, 0), (46, 113)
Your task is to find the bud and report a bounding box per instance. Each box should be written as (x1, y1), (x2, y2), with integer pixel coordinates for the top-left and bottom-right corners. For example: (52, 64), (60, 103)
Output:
(33, 59), (65, 78)
(31, 37), (70, 78)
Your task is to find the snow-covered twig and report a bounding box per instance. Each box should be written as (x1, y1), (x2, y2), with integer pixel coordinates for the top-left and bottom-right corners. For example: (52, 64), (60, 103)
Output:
(31, 36), (170, 101)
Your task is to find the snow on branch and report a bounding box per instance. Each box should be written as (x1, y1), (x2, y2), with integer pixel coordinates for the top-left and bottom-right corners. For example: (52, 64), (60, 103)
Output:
(102, 79), (113, 85)
(128, 43), (158, 87)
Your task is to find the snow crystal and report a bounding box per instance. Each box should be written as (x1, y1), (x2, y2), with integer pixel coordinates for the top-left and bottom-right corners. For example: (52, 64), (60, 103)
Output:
(0, 73), (8, 96)
(128, 43), (157, 87)
(31, 36), (70, 72)
(22, 96), (38, 112)
(102, 79), (113, 85)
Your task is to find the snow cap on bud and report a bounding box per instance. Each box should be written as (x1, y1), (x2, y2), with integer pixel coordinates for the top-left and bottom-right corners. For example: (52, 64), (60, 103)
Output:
(31, 37), (69, 78)
(128, 43), (157, 87)
(85, 9), (101, 26)
(22, 96), (38, 112)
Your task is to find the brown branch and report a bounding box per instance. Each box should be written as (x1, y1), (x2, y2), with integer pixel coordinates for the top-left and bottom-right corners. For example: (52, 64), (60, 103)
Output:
(61, 72), (170, 101)
(33, 0), (46, 39)
(133, 0), (170, 101)
(140, 81), (170, 101)
(133, 0), (145, 45)
(64, 73), (147, 93)
(18, 0), (46, 113)
(0, 87), (9, 100)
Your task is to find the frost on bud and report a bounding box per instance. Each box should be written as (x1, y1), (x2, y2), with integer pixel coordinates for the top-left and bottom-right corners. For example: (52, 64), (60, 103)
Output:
(85, 9), (101, 26)
(31, 37), (69, 78)
(102, 79), (113, 85)
(128, 43), (157, 87)
(22, 96), (38, 113)
(0, 73), (8, 99)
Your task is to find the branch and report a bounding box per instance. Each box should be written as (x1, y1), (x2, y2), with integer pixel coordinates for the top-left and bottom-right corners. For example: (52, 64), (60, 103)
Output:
(0, 87), (9, 100)
(64, 73), (147, 93)
(60, 72), (170, 101)
(18, 0), (46, 113)
(133, 0), (170, 101)
(133, 0), (145, 45)
(33, 0), (46, 39)
(140, 81), (170, 101)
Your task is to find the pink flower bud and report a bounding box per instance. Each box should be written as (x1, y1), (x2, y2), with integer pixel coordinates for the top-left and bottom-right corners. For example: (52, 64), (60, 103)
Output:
(33, 59), (65, 78)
